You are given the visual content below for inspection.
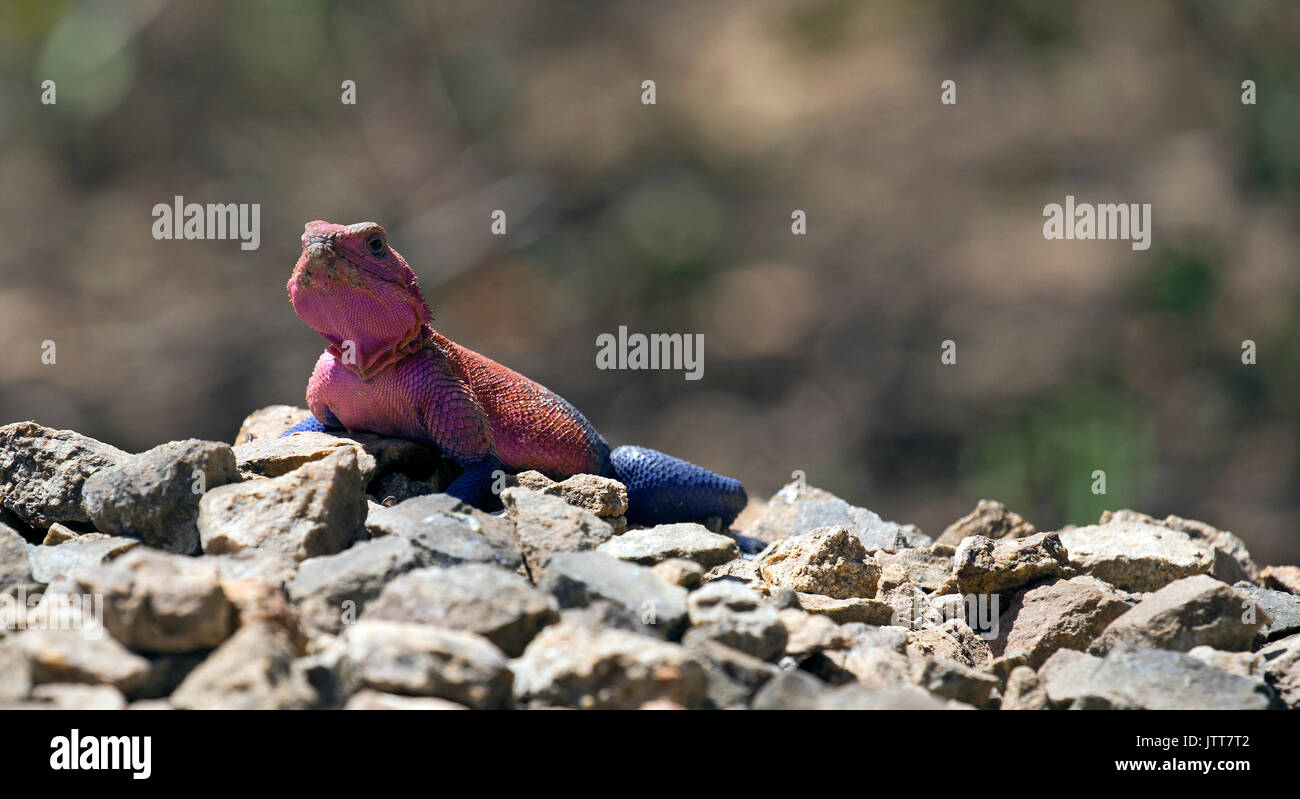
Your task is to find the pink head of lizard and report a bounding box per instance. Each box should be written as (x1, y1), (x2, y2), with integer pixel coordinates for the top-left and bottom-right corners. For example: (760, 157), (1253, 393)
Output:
(287, 220), (432, 380)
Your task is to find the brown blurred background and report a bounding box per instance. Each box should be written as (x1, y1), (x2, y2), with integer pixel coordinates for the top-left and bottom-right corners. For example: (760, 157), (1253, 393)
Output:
(0, 0), (1296, 563)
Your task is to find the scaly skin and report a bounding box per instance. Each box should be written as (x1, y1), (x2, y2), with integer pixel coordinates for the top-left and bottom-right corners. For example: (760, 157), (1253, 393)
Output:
(285, 221), (746, 525)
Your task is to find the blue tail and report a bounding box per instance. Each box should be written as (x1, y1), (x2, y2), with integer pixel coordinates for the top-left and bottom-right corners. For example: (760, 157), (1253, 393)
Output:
(609, 445), (747, 527)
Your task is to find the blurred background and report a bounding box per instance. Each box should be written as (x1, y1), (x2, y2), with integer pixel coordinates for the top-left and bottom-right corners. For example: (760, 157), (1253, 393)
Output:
(0, 0), (1296, 563)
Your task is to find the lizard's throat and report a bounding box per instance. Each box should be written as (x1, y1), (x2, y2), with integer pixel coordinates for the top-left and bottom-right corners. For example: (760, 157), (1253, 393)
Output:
(325, 321), (427, 381)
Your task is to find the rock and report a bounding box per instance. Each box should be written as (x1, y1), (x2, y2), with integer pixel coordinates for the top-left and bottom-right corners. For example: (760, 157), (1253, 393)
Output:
(1001, 665), (1050, 710)
(745, 480), (929, 552)
(198, 448), (366, 561)
(751, 670), (955, 710)
(1101, 509), (1259, 585)
(1258, 633), (1300, 708)
(26, 535), (138, 584)
(511, 622), (708, 709)
(11, 629), (150, 693)
(787, 591), (895, 625)
(780, 609), (848, 657)
(339, 432), (443, 482)
(0, 422), (128, 530)
(40, 523), (92, 546)
(345, 620), (511, 709)
(1059, 518), (1215, 592)
(1232, 581), (1300, 642)
(69, 548), (235, 652)
(950, 532), (1071, 595)
(0, 641), (33, 701)
(1037, 648), (1106, 708)
(365, 494), (522, 571)
(538, 551), (688, 638)
(370, 472), (434, 505)
(205, 550), (299, 585)
(288, 536), (427, 633)
(682, 580), (786, 661)
(705, 558), (757, 583)
(171, 623), (316, 710)
(651, 558), (705, 588)
(936, 500), (1036, 547)
(344, 690), (468, 710)
(1, 523), (33, 594)
(596, 523), (738, 568)
(755, 526), (881, 599)
(234, 405), (313, 444)
(992, 576), (1132, 667)
(1090, 574), (1265, 654)
(30, 683), (127, 710)
(81, 439), (239, 555)
(1067, 645), (1277, 710)
(749, 670), (832, 709)
(508, 471), (628, 519)
(1261, 565), (1300, 595)
(687, 638), (781, 709)
(908, 651), (1000, 708)
(906, 618), (992, 669)
(501, 488), (614, 578)
(1186, 646), (1262, 678)
(363, 565), (559, 657)
(876, 544), (955, 593)
(232, 432), (378, 483)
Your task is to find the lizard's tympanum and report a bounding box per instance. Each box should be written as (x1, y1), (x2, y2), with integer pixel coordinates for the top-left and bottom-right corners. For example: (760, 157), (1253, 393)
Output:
(285, 220), (747, 525)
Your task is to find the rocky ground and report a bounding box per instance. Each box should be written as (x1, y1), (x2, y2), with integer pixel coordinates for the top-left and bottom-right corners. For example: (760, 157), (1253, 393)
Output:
(1, 406), (1297, 710)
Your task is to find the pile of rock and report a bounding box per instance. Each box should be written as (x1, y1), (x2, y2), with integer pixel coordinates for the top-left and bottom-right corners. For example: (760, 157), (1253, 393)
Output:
(0, 410), (1297, 710)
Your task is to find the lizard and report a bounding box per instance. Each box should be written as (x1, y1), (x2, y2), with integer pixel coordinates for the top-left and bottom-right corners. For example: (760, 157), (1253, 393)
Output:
(282, 220), (748, 526)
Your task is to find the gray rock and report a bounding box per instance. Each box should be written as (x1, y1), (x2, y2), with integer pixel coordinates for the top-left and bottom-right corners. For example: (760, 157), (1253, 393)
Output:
(30, 683), (127, 710)
(1000, 665), (1050, 710)
(538, 551), (688, 638)
(992, 576), (1132, 667)
(512, 622), (708, 709)
(344, 690), (468, 710)
(936, 499), (1036, 547)
(596, 523), (738, 568)
(745, 480), (929, 552)
(1059, 519), (1215, 592)
(501, 487), (614, 578)
(11, 628), (151, 693)
(1070, 645), (1277, 710)
(876, 544), (955, 593)
(1232, 581), (1300, 641)
(0, 422), (128, 530)
(234, 405), (313, 444)
(1, 522), (33, 593)
(1258, 633), (1300, 708)
(755, 526), (881, 599)
(27, 536), (138, 584)
(81, 439), (239, 555)
(950, 532), (1071, 595)
(232, 432), (378, 483)
(198, 448), (366, 561)
(908, 651), (1000, 708)
(687, 638), (781, 709)
(362, 564), (558, 657)
(683, 580), (786, 661)
(1090, 574), (1264, 654)
(69, 548), (235, 653)
(1101, 510), (1259, 585)
(171, 624), (316, 710)
(651, 558), (706, 588)
(288, 536), (428, 633)
(366, 493), (522, 571)
(345, 619), (511, 709)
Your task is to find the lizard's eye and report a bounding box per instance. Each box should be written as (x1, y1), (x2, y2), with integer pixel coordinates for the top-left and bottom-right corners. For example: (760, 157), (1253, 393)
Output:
(366, 234), (386, 256)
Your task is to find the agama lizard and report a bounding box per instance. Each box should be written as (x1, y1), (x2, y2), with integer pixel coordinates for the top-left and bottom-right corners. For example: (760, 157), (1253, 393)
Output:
(283, 220), (747, 526)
